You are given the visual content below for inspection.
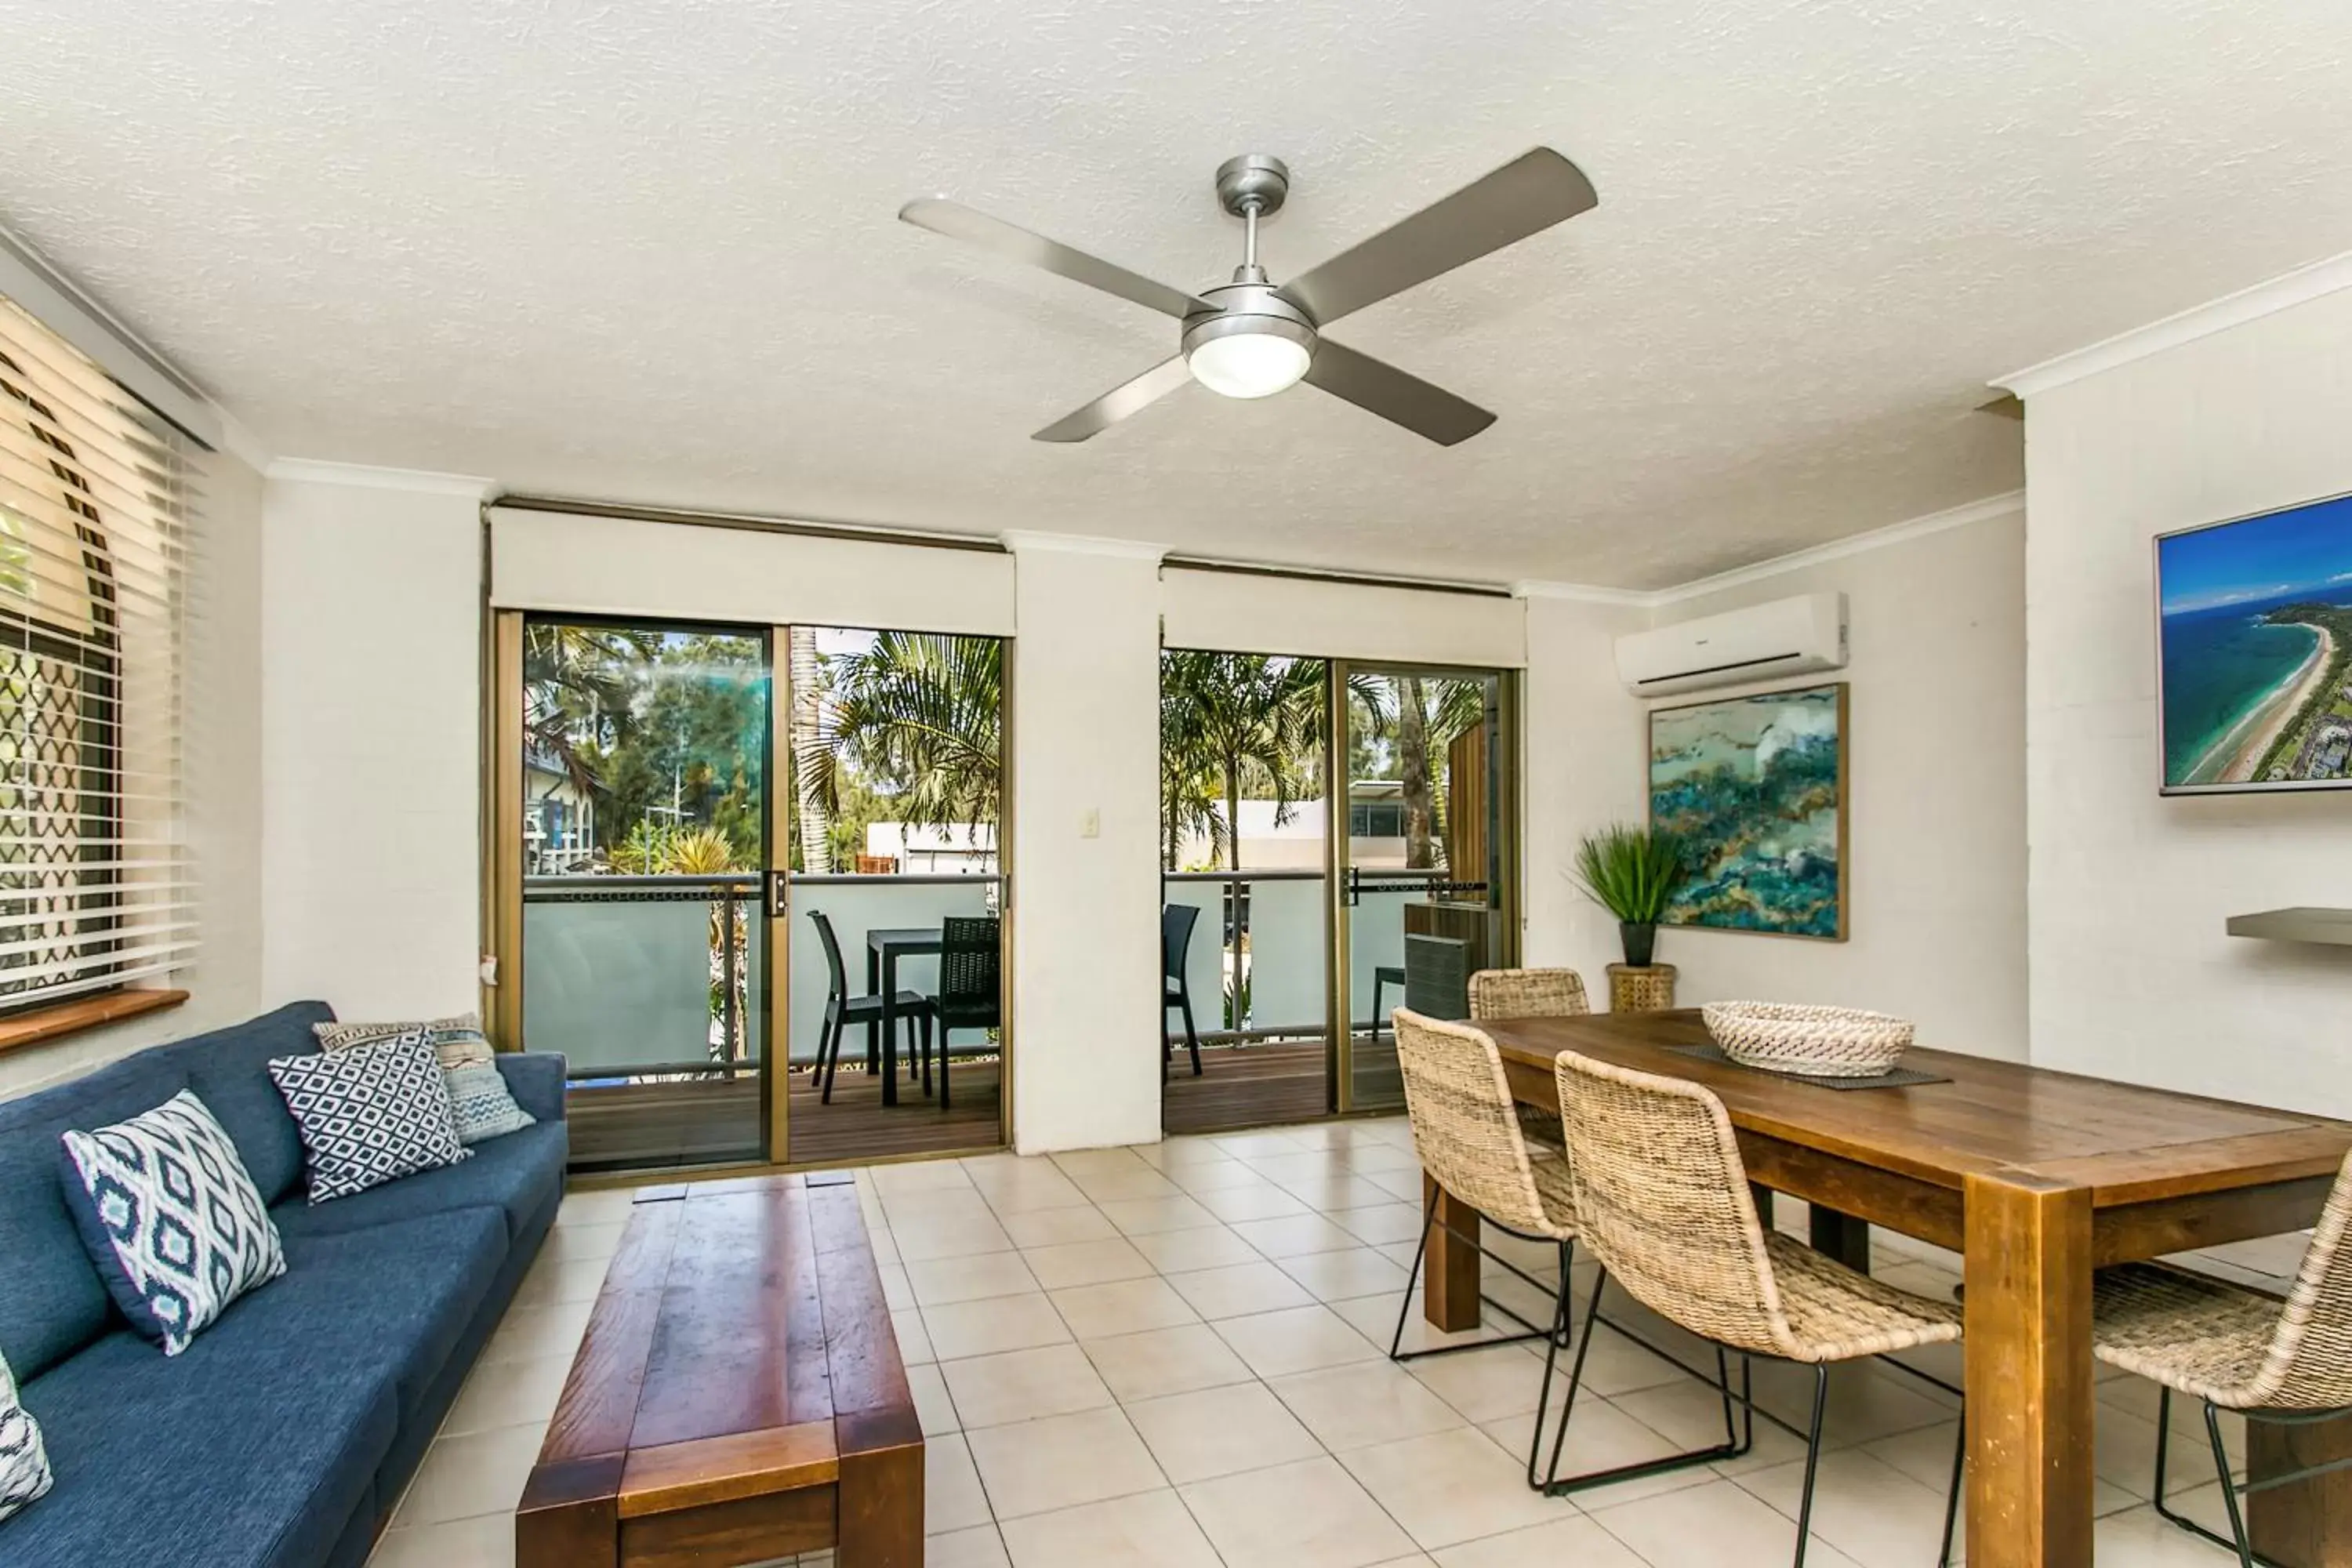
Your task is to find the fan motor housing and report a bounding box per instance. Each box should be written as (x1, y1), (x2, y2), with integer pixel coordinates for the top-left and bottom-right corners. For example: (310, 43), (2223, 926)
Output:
(1181, 281), (1317, 361)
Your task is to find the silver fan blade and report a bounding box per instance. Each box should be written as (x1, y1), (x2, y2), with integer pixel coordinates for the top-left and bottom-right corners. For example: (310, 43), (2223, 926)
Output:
(901, 198), (1215, 320)
(1277, 149), (1598, 327)
(1303, 339), (1494, 446)
(1033, 356), (1194, 442)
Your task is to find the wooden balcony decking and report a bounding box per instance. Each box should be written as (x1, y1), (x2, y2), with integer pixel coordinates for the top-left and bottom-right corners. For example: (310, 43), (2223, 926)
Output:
(564, 1036), (1401, 1171)
(1160, 1036), (1401, 1136)
(565, 1061), (1005, 1172)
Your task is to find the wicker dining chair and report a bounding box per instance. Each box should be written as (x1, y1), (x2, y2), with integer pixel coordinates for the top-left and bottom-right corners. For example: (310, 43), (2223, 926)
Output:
(1468, 967), (1588, 1145)
(1551, 1049), (1966, 1566)
(1469, 967), (1591, 1021)
(2090, 1151), (2352, 1568)
(1387, 1009), (1715, 1486)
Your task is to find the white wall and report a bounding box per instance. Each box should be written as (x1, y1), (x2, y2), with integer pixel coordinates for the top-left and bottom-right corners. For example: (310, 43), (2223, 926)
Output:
(1518, 507), (2031, 1058)
(1649, 514), (2030, 1054)
(2024, 286), (2352, 1113)
(260, 469), (487, 1018)
(0, 448), (269, 1098)
(1520, 593), (1651, 989)
(1006, 542), (1165, 1153)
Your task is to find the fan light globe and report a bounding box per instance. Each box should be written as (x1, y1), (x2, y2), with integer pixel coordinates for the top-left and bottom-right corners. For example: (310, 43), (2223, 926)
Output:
(1186, 329), (1312, 399)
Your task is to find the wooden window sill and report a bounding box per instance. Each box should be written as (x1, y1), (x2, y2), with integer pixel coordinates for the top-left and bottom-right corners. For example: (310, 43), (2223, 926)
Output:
(0, 989), (191, 1056)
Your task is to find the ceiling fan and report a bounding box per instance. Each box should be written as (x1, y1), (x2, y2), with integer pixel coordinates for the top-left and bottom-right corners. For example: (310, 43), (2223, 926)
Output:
(899, 148), (1598, 446)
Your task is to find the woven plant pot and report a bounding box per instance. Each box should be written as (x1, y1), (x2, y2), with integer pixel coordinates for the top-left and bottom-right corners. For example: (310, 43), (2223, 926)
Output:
(1700, 1002), (1914, 1077)
(1606, 963), (1677, 1014)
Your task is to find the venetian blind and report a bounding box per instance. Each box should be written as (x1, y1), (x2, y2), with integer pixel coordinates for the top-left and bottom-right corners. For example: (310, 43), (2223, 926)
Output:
(0, 295), (195, 1007)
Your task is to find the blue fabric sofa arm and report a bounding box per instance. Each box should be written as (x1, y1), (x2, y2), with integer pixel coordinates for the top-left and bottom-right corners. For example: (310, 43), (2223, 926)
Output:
(495, 1052), (568, 1123)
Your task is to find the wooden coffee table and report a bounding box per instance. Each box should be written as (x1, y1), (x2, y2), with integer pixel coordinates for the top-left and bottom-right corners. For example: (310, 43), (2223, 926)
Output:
(517, 1173), (923, 1566)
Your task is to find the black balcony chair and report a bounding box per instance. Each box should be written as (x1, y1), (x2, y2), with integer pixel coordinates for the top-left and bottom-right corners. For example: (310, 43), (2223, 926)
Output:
(808, 909), (934, 1105)
(1163, 904), (1202, 1078)
(927, 916), (1002, 1110)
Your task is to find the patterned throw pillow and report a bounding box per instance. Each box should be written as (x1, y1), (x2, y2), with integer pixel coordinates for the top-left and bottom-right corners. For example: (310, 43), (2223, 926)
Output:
(0, 1351), (52, 1524)
(58, 1091), (287, 1356)
(270, 1034), (471, 1203)
(313, 1013), (535, 1145)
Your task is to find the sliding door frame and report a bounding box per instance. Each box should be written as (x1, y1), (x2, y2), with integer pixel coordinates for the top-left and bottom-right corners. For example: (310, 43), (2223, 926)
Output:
(483, 611), (1015, 1172)
(1327, 659), (1523, 1115)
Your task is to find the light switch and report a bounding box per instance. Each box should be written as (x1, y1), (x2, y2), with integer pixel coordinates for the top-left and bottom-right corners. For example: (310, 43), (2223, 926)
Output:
(1080, 808), (1101, 839)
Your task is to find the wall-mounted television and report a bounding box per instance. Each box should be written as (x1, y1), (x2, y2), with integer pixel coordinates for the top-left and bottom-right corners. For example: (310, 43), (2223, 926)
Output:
(2157, 491), (2352, 793)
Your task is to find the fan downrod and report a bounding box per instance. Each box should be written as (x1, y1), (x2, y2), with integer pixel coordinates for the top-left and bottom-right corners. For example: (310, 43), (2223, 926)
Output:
(1214, 154), (1290, 219)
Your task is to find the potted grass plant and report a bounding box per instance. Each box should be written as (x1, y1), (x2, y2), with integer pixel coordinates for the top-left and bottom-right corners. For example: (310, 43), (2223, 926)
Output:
(1572, 824), (1687, 968)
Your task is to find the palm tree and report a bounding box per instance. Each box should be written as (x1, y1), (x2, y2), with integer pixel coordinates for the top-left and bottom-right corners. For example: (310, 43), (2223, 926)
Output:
(800, 632), (1002, 834)
(521, 622), (658, 798)
(1392, 677), (1489, 869)
(787, 626), (830, 873)
(1158, 652), (1330, 871)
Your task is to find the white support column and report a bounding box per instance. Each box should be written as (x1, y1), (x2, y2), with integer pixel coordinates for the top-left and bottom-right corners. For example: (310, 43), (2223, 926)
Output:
(1003, 533), (1167, 1153)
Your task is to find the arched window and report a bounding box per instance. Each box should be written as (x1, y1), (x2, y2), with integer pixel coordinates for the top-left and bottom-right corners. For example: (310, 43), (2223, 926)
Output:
(0, 296), (191, 1010)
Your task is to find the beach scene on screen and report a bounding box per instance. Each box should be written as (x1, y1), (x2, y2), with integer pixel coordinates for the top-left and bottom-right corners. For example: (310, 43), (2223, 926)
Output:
(2158, 494), (2352, 789)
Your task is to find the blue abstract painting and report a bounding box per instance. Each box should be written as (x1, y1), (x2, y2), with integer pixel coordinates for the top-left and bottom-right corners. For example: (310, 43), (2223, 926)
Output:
(1649, 683), (1847, 940)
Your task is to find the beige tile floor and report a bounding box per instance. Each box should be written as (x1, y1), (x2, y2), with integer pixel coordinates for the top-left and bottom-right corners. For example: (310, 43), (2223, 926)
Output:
(369, 1116), (2305, 1567)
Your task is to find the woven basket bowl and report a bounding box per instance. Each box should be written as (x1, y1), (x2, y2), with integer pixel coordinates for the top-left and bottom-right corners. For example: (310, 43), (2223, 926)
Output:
(1700, 1001), (1915, 1077)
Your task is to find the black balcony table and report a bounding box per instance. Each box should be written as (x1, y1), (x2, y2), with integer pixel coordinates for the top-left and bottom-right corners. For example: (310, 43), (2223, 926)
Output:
(866, 927), (942, 1108)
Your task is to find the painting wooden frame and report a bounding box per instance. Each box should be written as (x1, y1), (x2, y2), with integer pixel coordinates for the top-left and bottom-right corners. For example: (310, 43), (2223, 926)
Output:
(1647, 681), (1849, 942)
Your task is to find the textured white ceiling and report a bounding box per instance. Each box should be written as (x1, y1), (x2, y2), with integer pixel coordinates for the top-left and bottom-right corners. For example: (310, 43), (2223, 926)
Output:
(3, 0), (2348, 587)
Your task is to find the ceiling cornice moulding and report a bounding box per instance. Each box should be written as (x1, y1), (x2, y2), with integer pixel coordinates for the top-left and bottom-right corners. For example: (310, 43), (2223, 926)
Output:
(1512, 579), (1651, 606)
(1995, 249), (2352, 400)
(1517, 489), (2024, 610)
(266, 457), (494, 498)
(1650, 489), (2025, 606)
(999, 529), (1167, 562)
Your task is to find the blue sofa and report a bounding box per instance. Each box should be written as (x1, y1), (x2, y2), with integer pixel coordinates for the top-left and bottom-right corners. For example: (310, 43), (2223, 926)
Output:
(0, 1001), (569, 1568)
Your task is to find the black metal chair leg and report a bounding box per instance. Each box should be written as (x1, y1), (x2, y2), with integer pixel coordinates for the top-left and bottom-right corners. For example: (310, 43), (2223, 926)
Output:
(1523, 1240), (1577, 1487)
(1181, 994), (1201, 1076)
(1387, 1192), (1439, 1362)
(920, 1015), (934, 1098)
(939, 1025), (952, 1109)
(818, 1014), (840, 1103)
(1790, 1363), (1830, 1568)
(1541, 1265), (1611, 1486)
(2208, 1400), (2257, 1568)
(1938, 1412), (1964, 1566)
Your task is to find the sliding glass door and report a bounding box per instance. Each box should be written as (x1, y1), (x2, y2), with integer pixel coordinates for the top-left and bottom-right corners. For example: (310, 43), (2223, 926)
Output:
(516, 616), (778, 1172)
(1158, 650), (1334, 1135)
(779, 626), (1007, 1166)
(494, 615), (1011, 1174)
(1334, 662), (1519, 1114)
(1156, 648), (1520, 1132)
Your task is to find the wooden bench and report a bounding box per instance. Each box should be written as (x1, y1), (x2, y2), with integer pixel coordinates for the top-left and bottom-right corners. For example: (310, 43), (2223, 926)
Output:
(517, 1173), (923, 1567)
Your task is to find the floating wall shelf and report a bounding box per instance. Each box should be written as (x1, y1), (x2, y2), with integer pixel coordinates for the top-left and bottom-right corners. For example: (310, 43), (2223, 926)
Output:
(2226, 907), (2352, 946)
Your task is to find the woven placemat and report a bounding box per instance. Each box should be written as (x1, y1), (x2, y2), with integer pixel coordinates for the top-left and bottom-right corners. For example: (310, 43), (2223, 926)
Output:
(1665, 1040), (1950, 1091)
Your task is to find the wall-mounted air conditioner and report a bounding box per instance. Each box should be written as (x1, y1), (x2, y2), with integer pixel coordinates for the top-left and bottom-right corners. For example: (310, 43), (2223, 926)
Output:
(1614, 591), (1848, 698)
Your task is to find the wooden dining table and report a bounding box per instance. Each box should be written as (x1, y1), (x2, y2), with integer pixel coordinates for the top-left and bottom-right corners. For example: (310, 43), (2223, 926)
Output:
(1428, 1009), (2352, 1568)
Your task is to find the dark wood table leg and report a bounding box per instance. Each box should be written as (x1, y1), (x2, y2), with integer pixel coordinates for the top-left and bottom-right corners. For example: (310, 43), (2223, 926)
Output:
(1421, 1174), (1482, 1334)
(836, 1427), (924, 1566)
(1750, 1184), (1776, 1229)
(1964, 1172), (2094, 1568)
(1809, 1205), (1872, 1275)
(2251, 1411), (2352, 1567)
